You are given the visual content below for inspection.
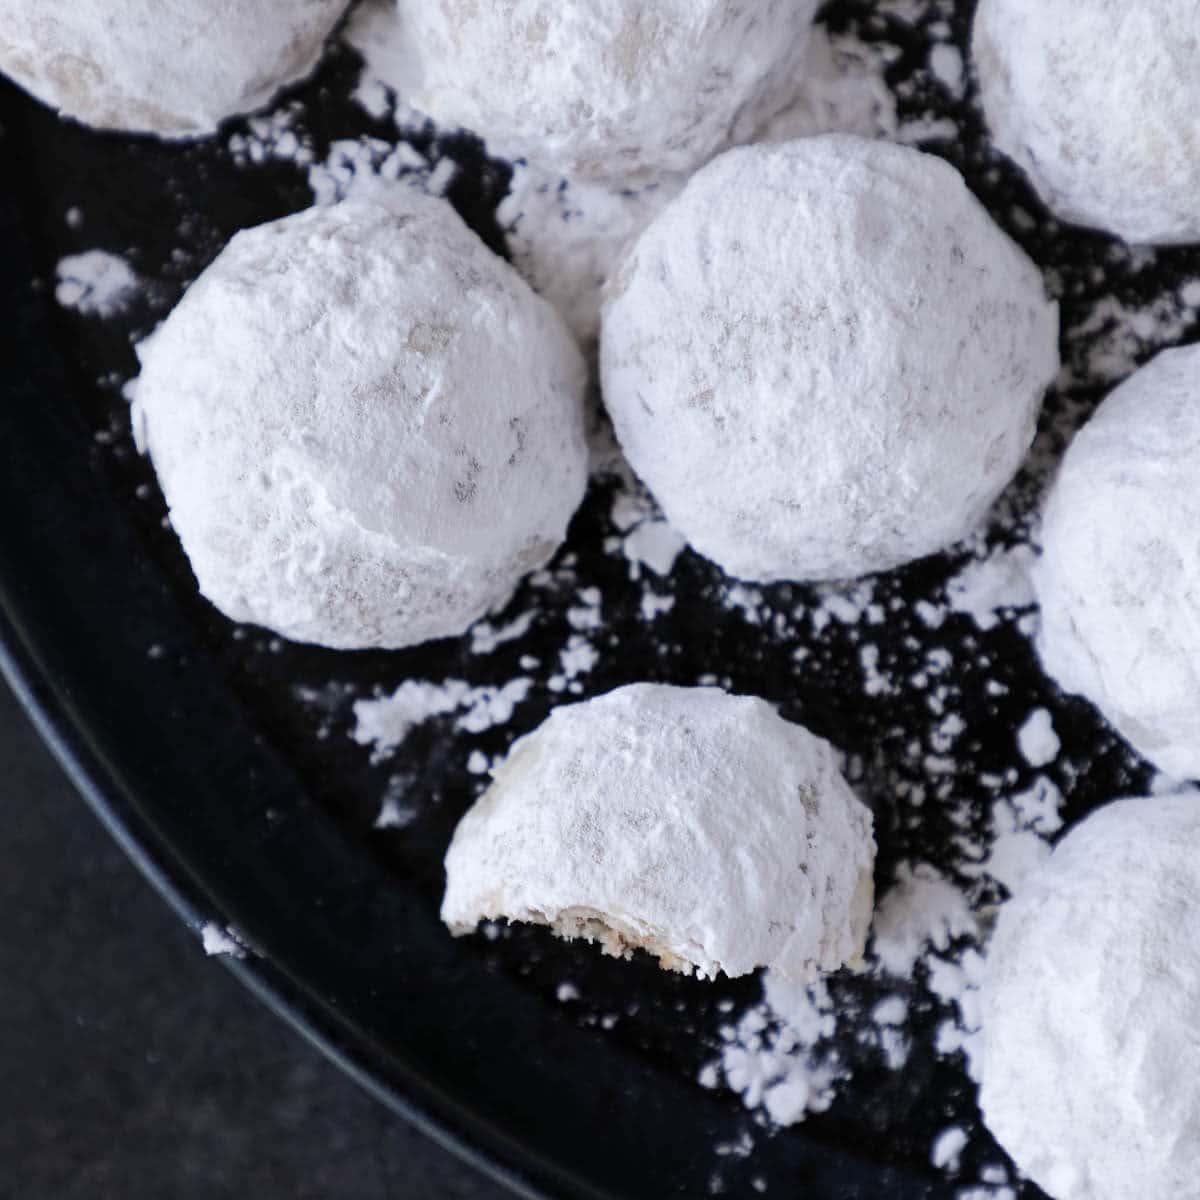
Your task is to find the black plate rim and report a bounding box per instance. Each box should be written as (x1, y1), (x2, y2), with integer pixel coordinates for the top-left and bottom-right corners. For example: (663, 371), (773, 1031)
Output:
(0, 604), (556, 1200)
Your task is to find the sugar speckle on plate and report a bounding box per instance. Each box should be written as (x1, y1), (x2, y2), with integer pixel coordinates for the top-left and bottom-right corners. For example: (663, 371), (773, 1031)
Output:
(1016, 707), (1060, 768)
(200, 922), (248, 959)
(54, 249), (139, 317)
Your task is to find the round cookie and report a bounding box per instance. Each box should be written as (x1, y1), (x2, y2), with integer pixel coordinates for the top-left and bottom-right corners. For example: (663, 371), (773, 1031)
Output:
(442, 683), (876, 982)
(980, 793), (1200, 1200)
(973, 0), (1200, 244)
(600, 135), (1059, 583)
(135, 190), (588, 650)
(1035, 345), (1200, 778)
(0, 0), (346, 137)
(355, 0), (819, 182)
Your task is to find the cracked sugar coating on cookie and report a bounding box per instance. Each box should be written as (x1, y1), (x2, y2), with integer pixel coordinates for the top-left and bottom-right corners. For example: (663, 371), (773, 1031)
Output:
(1035, 345), (1200, 778)
(0, 0), (346, 137)
(365, 0), (819, 182)
(134, 191), (587, 651)
(979, 793), (1200, 1200)
(599, 136), (1059, 584)
(441, 683), (876, 981)
(973, 0), (1200, 245)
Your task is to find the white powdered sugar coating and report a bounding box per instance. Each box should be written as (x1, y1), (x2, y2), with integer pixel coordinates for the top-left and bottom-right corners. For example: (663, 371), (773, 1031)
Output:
(134, 191), (587, 650)
(973, 0), (1200, 245)
(0, 0), (345, 137)
(600, 135), (1059, 583)
(442, 684), (876, 981)
(349, 0), (819, 183)
(497, 23), (897, 348)
(54, 250), (139, 317)
(980, 793), (1200, 1200)
(1036, 346), (1200, 778)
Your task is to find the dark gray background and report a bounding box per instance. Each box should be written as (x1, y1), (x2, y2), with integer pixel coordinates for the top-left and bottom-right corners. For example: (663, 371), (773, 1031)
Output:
(0, 676), (510, 1199)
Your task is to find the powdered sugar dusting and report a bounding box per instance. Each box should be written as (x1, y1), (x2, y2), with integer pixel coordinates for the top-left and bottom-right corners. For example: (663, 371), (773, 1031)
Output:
(353, 677), (534, 762)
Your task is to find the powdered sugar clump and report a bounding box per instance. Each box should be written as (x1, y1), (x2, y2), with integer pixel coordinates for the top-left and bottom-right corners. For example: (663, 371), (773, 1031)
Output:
(715, 974), (842, 1125)
(871, 861), (978, 978)
(55, 250), (139, 317)
(201, 922), (248, 959)
(1016, 708), (1060, 769)
(945, 547), (1036, 632)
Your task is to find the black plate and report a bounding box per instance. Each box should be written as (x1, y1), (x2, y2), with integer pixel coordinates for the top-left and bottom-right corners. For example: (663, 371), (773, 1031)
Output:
(2, 3), (1194, 1196)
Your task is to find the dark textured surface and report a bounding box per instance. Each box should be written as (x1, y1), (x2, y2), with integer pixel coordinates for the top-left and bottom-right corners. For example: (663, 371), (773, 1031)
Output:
(0, 676), (507, 1200)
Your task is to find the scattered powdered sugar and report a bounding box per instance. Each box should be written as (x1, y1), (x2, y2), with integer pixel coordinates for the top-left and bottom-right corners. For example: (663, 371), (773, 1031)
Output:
(373, 781), (421, 830)
(353, 677), (534, 762)
(928, 42), (965, 98)
(621, 520), (686, 580)
(548, 636), (600, 694)
(227, 104), (315, 168)
(224, 96), (462, 212)
(871, 861), (978, 978)
(963, 807), (1050, 898)
(945, 546), (1036, 632)
(933, 1125), (970, 1173)
(710, 974), (843, 1126)
(55, 250), (139, 317)
(555, 981), (581, 1004)
(1061, 287), (1200, 389)
(469, 611), (537, 656)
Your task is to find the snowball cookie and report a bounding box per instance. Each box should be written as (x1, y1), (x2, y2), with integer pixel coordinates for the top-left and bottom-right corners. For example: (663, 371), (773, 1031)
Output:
(442, 684), (876, 981)
(0, 0), (347, 138)
(973, 0), (1200, 245)
(600, 136), (1060, 583)
(134, 191), (587, 651)
(352, 0), (819, 182)
(1035, 346), (1200, 778)
(979, 792), (1200, 1200)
